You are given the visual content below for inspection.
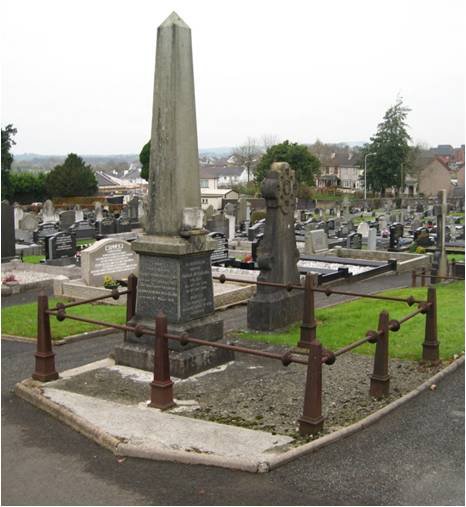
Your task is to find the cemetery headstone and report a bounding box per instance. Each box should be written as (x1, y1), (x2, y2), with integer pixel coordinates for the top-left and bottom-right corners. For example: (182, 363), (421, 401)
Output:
(208, 232), (228, 264)
(81, 238), (138, 286)
(13, 203), (24, 230)
(69, 220), (96, 240)
(357, 221), (370, 238)
(97, 216), (116, 236)
(1, 201), (16, 261)
(42, 199), (57, 223)
(304, 229), (328, 255)
(247, 162), (303, 330)
(45, 231), (77, 264)
(389, 223), (404, 250)
(33, 222), (60, 244)
(433, 189), (448, 277)
(115, 216), (131, 233)
(59, 210), (76, 230)
(367, 228), (377, 250)
(414, 227), (432, 247)
(74, 205), (84, 222)
(347, 232), (362, 249)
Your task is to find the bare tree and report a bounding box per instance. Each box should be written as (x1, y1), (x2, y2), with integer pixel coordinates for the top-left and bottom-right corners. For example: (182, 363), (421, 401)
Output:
(261, 134), (279, 151)
(232, 137), (262, 182)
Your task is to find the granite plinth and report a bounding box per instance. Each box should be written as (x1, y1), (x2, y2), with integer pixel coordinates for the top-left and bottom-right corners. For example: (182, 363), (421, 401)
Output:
(247, 290), (303, 331)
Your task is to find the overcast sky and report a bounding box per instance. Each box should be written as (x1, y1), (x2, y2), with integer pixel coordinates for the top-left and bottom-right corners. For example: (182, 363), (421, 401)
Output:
(2, 0), (465, 155)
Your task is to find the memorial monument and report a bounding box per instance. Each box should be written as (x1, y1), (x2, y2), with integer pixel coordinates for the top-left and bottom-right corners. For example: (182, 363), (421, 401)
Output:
(114, 12), (226, 376)
(247, 162), (303, 330)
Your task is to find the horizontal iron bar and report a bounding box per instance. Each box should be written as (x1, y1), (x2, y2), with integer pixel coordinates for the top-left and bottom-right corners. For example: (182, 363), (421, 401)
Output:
(46, 309), (143, 334)
(212, 274), (303, 291)
(310, 287), (424, 305)
(396, 304), (430, 326)
(49, 290), (130, 310)
(332, 332), (381, 357)
(164, 333), (308, 365)
(413, 271), (464, 281)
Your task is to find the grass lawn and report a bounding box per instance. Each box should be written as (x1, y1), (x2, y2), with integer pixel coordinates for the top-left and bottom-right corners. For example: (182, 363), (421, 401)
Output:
(77, 239), (95, 247)
(2, 298), (126, 340)
(239, 282), (464, 361)
(22, 255), (45, 264)
(448, 253), (465, 262)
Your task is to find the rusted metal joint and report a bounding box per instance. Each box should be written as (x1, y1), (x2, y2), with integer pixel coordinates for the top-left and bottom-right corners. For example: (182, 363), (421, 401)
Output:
(406, 295), (415, 307)
(134, 325), (144, 337)
(286, 283), (293, 292)
(180, 333), (189, 346)
(322, 350), (336, 365)
(111, 288), (120, 300)
(56, 303), (66, 322)
(388, 320), (400, 332)
(325, 288), (332, 297)
(366, 329), (379, 343)
(219, 274), (226, 284)
(420, 302), (431, 314)
(281, 351), (292, 366)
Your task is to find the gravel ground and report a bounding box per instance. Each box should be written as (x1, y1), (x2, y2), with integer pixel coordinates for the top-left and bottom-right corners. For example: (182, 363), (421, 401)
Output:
(53, 337), (446, 445)
(1, 270), (55, 284)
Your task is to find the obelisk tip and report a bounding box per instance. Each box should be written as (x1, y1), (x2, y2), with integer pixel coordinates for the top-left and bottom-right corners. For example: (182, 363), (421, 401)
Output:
(160, 11), (189, 29)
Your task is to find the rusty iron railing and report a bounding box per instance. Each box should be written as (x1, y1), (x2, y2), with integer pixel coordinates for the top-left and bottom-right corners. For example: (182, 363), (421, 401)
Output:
(411, 265), (464, 287)
(32, 271), (440, 437)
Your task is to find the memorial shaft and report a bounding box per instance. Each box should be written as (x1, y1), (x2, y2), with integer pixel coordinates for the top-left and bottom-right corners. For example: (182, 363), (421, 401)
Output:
(147, 12), (201, 236)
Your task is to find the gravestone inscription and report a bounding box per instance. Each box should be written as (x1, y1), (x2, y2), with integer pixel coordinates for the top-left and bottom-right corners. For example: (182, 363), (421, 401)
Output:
(81, 238), (138, 286)
(208, 232), (228, 264)
(45, 232), (77, 261)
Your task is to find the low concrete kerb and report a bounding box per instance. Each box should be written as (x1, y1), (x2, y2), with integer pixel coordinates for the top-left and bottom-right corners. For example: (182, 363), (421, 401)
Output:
(14, 356), (464, 473)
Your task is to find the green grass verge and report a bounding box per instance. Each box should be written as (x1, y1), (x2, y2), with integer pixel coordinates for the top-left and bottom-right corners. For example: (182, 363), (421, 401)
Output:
(2, 298), (126, 340)
(239, 282), (464, 361)
(22, 255), (45, 264)
(77, 239), (95, 247)
(448, 254), (465, 262)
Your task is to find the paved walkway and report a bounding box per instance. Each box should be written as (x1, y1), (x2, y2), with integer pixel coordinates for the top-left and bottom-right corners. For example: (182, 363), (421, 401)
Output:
(2, 336), (463, 505)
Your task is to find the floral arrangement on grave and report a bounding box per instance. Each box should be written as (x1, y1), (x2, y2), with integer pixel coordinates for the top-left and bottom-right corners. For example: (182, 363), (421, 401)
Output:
(416, 246), (426, 254)
(2, 274), (18, 284)
(103, 275), (119, 289)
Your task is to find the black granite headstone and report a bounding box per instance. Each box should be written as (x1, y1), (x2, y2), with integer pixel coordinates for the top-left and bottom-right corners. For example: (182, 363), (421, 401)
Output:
(1, 201), (16, 261)
(389, 223), (404, 250)
(347, 232), (362, 249)
(208, 232), (228, 264)
(45, 231), (77, 260)
(33, 222), (60, 244)
(116, 216), (131, 233)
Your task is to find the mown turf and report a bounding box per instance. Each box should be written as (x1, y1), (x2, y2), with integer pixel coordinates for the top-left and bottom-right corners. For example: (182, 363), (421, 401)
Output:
(239, 282), (464, 361)
(2, 298), (126, 340)
(22, 255), (45, 264)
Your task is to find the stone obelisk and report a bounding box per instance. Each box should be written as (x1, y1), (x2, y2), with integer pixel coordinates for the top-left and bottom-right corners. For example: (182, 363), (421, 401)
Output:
(114, 12), (226, 377)
(433, 189), (449, 279)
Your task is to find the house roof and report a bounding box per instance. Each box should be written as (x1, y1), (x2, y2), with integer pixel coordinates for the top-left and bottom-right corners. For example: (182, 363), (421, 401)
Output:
(430, 145), (455, 156)
(200, 188), (238, 197)
(95, 171), (123, 187)
(200, 165), (244, 179)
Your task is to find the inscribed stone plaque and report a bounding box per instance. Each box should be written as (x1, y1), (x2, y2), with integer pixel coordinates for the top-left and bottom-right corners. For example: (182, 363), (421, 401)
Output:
(135, 253), (214, 323)
(81, 238), (138, 286)
(208, 232), (228, 264)
(46, 232), (77, 260)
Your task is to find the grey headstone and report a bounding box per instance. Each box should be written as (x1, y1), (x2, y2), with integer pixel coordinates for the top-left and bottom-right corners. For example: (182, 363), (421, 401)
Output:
(367, 228), (377, 250)
(1, 201), (16, 261)
(81, 238), (139, 286)
(247, 162), (303, 330)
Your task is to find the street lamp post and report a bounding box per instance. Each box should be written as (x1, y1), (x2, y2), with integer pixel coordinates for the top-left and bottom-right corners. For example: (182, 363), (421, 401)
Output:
(364, 153), (375, 202)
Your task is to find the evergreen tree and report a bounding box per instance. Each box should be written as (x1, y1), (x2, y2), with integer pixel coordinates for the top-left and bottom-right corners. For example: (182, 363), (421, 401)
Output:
(255, 140), (320, 185)
(45, 153), (97, 197)
(362, 98), (412, 195)
(1, 124), (17, 200)
(139, 140), (150, 181)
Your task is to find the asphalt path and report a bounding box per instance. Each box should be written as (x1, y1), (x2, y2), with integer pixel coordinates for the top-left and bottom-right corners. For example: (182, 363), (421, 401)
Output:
(2, 332), (464, 505)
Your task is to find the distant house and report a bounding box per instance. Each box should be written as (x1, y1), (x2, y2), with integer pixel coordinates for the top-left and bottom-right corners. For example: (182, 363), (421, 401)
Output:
(417, 157), (453, 196)
(94, 169), (146, 194)
(199, 166), (239, 209)
(200, 165), (248, 188)
(316, 152), (362, 191)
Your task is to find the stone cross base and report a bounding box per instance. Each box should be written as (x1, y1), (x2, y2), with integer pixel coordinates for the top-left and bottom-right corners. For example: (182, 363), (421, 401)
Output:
(247, 290), (304, 331)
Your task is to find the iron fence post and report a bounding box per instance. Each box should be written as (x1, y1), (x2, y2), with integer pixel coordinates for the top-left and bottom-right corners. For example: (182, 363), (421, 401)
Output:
(298, 340), (324, 435)
(370, 310), (390, 398)
(298, 273), (318, 348)
(149, 312), (175, 410)
(32, 292), (59, 382)
(125, 274), (137, 340)
(411, 270), (416, 288)
(421, 267), (426, 287)
(422, 287), (440, 363)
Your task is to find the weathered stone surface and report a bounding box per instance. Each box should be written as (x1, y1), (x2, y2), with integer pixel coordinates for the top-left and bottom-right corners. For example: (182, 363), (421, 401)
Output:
(81, 238), (138, 286)
(1, 201), (16, 261)
(247, 162), (303, 331)
(304, 229), (328, 255)
(147, 12), (201, 236)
